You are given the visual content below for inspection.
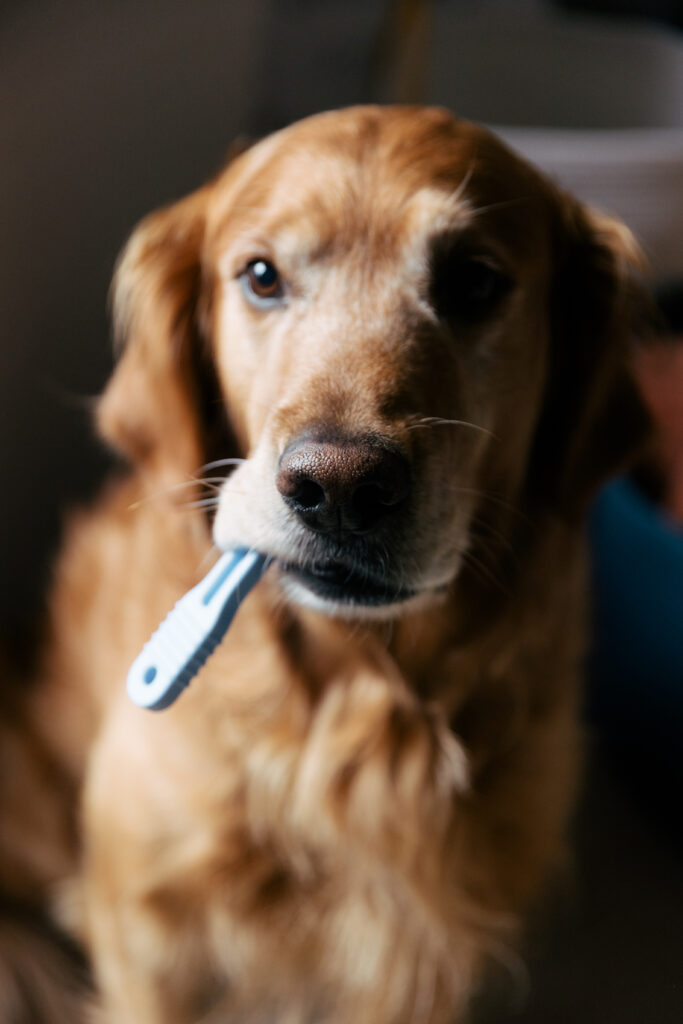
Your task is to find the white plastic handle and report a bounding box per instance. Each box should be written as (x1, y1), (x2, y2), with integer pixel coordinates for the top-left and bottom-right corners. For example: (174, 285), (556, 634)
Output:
(126, 548), (268, 710)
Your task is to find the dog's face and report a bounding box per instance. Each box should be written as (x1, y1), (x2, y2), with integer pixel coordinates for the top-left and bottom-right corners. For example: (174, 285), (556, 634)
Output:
(208, 110), (556, 616)
(99, 106), (648, 620)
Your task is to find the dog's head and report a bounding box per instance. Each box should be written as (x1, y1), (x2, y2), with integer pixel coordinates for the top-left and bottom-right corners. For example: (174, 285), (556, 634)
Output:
(99, 106), (649, 619)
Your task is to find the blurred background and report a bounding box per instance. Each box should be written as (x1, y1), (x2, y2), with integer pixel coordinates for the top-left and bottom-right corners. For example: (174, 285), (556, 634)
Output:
(1, 1), (682, 1020)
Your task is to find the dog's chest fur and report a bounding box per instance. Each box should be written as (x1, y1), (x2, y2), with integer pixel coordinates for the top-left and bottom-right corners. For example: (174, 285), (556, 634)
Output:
(59, 483), (583, 1023)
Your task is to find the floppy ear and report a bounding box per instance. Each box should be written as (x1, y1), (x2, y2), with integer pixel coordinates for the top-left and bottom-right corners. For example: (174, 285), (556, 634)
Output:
(97, 184), (226, 491)
(529, 197), (653, 516)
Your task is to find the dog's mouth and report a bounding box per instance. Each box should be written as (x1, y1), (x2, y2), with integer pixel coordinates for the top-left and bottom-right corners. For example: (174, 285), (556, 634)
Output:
(279, 559), (415, 607)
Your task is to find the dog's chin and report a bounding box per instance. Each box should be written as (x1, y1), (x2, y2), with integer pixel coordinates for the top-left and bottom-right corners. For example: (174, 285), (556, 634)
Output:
(277, 561), (445, 622)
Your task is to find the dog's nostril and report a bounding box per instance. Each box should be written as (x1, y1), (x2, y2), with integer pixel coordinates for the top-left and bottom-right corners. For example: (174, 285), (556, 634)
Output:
(276, 465), (326, 510)
(352, 481), (403, 529)
(292, 477), (325, 511)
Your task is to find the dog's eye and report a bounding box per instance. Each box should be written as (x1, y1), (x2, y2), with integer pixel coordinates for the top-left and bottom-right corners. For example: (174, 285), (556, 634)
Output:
(241, 259), (284, 306)
(430, 252), (513, 324)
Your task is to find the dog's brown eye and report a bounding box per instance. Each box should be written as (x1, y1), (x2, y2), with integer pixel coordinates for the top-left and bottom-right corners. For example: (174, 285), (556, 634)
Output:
(242, 259), (284, 305)
(430, 251), (513, 324)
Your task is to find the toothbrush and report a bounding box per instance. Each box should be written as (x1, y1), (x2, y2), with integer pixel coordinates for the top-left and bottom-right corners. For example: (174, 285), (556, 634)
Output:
(126, 548), (269, 710)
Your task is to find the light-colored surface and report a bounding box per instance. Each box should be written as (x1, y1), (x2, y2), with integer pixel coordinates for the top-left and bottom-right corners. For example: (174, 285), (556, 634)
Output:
(498, 127), (683, 276)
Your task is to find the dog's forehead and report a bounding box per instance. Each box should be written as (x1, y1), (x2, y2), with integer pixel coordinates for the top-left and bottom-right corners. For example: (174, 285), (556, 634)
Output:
(211, 107), (553, 261)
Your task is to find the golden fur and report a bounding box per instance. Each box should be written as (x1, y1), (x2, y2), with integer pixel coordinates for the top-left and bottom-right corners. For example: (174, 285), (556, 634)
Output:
(1, 106), (649, 1023)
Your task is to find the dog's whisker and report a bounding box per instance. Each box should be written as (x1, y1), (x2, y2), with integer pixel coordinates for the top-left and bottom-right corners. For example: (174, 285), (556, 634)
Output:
(404, 416), (497, 440)
(127, 476), (222, 510)
(196, 479), (232, 494)
(449, 485), (532, 526)
(197, 457), (246, 474)
(181, 497), (222, 511)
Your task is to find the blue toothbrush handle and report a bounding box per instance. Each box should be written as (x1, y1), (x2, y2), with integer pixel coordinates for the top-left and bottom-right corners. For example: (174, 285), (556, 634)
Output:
(126, 548), (268, 710)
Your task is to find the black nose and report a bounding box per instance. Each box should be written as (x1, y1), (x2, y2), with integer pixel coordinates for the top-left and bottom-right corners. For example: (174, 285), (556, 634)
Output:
(276, 436), (410, 537)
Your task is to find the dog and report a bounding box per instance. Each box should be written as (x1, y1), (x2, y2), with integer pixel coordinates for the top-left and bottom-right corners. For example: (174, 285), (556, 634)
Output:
(0, 105), (650, 1023)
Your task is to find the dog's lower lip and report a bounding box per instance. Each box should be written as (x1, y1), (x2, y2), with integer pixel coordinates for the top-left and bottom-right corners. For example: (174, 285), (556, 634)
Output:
(279, 560), (414, 606)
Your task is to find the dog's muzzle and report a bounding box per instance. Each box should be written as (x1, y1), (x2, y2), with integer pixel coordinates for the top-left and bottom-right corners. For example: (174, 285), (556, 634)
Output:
(276, 434), (414, 607)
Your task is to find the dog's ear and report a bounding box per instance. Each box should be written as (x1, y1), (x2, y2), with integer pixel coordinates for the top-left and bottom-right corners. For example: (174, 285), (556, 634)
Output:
(529, 196), (653, 516)
(97, 184), (225, 490)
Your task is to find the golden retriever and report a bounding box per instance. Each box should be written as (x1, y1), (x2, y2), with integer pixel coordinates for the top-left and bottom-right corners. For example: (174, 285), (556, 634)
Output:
(1, 106), (649, 1024)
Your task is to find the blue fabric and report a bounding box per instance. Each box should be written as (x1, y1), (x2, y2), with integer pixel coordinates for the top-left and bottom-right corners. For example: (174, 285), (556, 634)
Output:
(588, 478), (683, 762)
